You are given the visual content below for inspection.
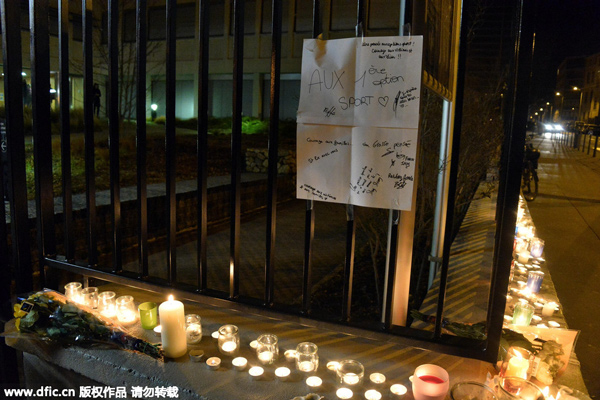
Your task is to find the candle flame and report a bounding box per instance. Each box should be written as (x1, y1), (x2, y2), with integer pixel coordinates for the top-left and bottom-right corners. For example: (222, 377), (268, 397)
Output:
(514, 349), (524, 358)
(168, 294), (174, 301)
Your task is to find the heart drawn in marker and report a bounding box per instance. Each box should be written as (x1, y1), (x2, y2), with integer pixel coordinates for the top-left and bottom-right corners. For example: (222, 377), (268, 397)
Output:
(378, 96), (389, 107)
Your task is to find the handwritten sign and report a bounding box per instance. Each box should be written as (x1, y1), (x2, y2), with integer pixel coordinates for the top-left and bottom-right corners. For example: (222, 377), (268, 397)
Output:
(296, 36), (422, 210)
(297, 36), (422, 129)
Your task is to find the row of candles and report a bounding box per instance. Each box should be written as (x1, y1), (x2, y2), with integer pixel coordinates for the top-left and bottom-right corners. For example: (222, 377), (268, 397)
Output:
(506, 201), (563, 330)
(61, 285), (457, 400)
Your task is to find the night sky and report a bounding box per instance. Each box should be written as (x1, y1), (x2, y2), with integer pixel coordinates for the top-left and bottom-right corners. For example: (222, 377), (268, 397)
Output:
(530, 0), (600, 102)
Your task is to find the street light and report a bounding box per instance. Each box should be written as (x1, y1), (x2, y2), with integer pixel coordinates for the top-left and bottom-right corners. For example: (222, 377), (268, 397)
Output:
(151, 103), (158, 121)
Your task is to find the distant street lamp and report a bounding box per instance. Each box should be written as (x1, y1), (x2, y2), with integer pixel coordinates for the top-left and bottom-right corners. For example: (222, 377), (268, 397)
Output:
(151, 103), (158, 121)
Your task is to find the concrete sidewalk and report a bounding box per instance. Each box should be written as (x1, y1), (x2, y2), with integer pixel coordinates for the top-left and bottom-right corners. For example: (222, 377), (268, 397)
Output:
(527, 133), (600, 397)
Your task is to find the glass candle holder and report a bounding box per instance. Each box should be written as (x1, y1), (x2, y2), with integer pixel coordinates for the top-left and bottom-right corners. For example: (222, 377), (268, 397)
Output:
(138, 302), (158, 330)
(450, 382), (497, 400)
(98, 291), (116, 318)
(296, 342), (318, 372)
(256, 333), (279, 365)
(185, 314), (203, 344)
(116, 295), (137, 324)
(64, 282), (82, 303)
(412, 364), (450, 400)
(497, 377), (544, 400)
(529, 238), (544, 258)
(512, 302), (534, 326)
(499, 347), (532, 380)
(218, 324), (240, 356)
(81, 287), (98, 309)
(336, 359), (364, 386)
(526, 271), (544, 293)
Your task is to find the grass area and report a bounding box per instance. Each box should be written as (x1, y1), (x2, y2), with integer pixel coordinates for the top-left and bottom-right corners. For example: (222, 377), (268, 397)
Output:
(23, 116), (296, 199)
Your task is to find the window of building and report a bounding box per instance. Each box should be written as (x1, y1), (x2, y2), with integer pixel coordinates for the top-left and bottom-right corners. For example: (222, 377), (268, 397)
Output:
(145, 3), (196, 41)
(72, 15), (82, 42)
(49, 7), (59, 36)
(209, 0), (225, 36)
(330, 0), (356, 31)
(123, 9), (136, 42)
(294, 0), (313, 33)
(261, 0), (289, 34)
(367, 0), (399, 30)
(230, 0), (256, 35)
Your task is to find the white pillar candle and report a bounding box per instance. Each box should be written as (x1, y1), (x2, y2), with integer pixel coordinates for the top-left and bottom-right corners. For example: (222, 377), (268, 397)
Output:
(159, 295), (187, 358)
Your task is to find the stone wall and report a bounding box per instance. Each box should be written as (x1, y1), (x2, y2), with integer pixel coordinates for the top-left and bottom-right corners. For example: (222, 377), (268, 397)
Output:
(245, 148), (296, 174)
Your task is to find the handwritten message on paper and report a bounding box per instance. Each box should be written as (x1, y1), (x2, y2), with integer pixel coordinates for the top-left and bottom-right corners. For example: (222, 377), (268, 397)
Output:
(297, 125), (417, 210)
(296, 36), (422, 210)
(297, 36), (423, 129)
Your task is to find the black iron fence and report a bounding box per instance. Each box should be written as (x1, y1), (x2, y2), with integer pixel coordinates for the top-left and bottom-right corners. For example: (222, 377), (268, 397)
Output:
(0, 0), (534, 375)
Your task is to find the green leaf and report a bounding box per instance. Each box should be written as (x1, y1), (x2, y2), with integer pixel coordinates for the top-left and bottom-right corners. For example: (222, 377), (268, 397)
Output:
(19, 310), (39, 329)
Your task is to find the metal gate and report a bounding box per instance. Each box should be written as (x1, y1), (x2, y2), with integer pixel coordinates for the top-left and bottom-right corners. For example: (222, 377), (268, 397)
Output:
(0, 0), (535, 379)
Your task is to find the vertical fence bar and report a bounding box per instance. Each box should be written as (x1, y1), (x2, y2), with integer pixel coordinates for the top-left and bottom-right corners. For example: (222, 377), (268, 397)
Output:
(593, 135), (598, 157)
(166, 0), (177, 284)
(30, 0), (57, 281)
(264, 0), (282, 306)
(434, 0), (472, 339)
(197, 0), (209, 291)
(383, 210), (400, 329)
(83, 0), (98, 267)
(487, 0), (535, 364)
(136, 0), (149, 278)
(59, 0), (74, 260)
(0, 0), (32, 293)
(108, 0), (122, 273)
(229, 0), (244, 299)
(302, 0), (321, 314)
(341, 0), (366, 322)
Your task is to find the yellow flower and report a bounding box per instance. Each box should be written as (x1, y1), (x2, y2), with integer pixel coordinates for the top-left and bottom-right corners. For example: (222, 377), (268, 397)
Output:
(13, 303), (27, 318)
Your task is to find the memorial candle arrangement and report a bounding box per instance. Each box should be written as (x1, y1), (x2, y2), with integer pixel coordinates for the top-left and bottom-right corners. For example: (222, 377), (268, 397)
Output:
(159, 295), (187, 358)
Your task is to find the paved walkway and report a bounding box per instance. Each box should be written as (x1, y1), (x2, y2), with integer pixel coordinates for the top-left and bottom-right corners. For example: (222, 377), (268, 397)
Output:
(526, 133), (600, 397)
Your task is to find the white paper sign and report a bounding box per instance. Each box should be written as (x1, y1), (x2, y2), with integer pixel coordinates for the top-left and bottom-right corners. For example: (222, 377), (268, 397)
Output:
(297, 36), (422, 129)
(296, 36), (423, 210)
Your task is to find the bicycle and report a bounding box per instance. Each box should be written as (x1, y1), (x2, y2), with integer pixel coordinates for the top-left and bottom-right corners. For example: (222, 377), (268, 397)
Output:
(522, 141), (539, 201)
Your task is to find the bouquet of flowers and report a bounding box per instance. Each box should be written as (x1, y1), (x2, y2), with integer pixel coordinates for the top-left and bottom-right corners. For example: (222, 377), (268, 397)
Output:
(8, 290), (163, 360)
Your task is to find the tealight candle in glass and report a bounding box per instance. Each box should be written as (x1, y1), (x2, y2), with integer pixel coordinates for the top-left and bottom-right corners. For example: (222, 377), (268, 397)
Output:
(526, 271), (544, 293)
(81, 287), (99, 309)
(185, 314), (203, 344)
(64, 282), (82, 303)
(336, 359), (364, 385)
(218, 324), (240, 356)
(256, 333), (278, 365)
(529, 238), (544, 258)
(512, 302), (534, 326)
(116, 295), (137, 324)
(542, 301), (558, 317)
(296, 342), (319, 372)
(98, 291), (116, 318)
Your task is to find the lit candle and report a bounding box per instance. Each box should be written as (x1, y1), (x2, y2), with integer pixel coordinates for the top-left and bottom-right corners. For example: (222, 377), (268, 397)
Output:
(390, 384), (408, 396)
(221, 341), (237, 353)
(548, 321), (561, 328)
(158, 295), (187, 358)
(232, 357), (248, 371)
(153, 325), (162, 335)
(365, 389), (382, 400)
(275, 367), (291, 380)
(285, 349), (298, 362)
(298, 360), (316, 372)
(249, 340), (258, 349)
(306, 376), (322, 387)
(249, 366), (264, 380)
(327, 361), (340, 371)
(258, 351), (274, 364)
(505, 354), (529, 379)
(336, 388), (353, 399)
(186, 323), (202, 344)
(343, 373), (360, 385)
(206, 357), (221, 370)
(542, 302), (557, 317)
(370, 372), (386, 384)
(211, 331), (219, 339)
